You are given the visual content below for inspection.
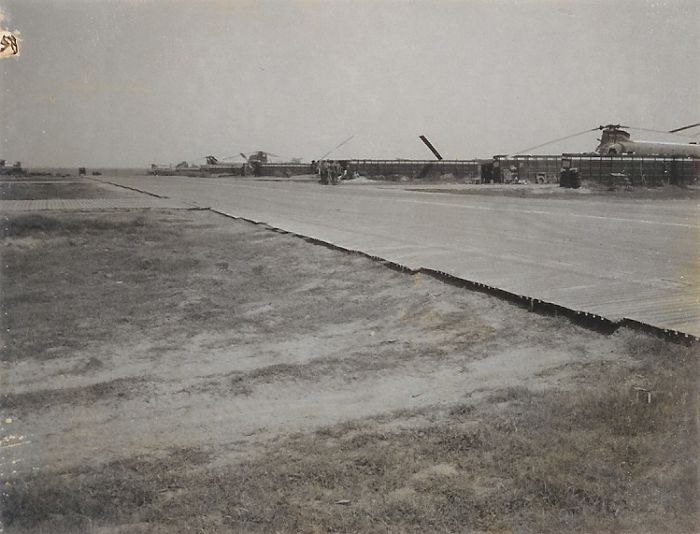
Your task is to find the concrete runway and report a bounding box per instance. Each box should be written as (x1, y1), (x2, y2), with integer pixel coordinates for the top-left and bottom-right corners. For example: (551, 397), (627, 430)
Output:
(101, 175), (700, 337)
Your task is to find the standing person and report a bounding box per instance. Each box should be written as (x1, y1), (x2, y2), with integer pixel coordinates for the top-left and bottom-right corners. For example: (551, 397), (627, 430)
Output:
(319, 160), (328, 184)
(330, 160), (340, 185)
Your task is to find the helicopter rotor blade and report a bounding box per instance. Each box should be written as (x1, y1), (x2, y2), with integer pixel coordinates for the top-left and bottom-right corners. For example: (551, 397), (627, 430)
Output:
(419, 135), (444, 160)
(634, 127), (667, 133)
(668, 122), (700, 134)
(622, 125), (700, 138)
(512, 127), (600, 156)
(319, 135), (355, 161)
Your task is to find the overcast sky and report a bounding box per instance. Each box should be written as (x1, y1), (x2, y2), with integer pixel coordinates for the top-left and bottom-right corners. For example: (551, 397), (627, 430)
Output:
(1, 0), (698, 167)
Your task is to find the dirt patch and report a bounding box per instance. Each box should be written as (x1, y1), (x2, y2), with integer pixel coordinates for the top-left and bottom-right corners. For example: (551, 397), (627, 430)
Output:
(188, 344), (446, 398)
(1, 206), (697, 533)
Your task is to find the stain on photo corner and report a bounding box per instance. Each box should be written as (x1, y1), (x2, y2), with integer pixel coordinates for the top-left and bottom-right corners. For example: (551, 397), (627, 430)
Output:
(0, 7), (20, 58)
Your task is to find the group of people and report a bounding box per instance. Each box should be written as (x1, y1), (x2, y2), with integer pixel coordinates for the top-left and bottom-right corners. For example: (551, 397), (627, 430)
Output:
(312, 160), (347, 185)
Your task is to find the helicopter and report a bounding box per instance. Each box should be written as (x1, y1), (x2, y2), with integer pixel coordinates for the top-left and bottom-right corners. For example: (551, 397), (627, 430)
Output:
(239, 150), (280, 165)
(594, 123), (700, 157)
(202, 150), (280, 167)
(196, 155), (243, 175)
(513, 122), (700, 157)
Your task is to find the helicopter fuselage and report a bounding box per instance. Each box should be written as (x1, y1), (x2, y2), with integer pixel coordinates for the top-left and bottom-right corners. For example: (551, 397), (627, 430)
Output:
(596, 128), (700, 157)
(600, 140), (700, 157)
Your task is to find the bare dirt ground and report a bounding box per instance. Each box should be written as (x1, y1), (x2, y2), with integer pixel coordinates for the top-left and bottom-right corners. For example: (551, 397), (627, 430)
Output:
(0, 186), (698, 532)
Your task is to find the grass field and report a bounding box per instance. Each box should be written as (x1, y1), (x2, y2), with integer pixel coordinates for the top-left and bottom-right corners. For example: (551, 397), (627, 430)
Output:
(0, 181), (126, 200)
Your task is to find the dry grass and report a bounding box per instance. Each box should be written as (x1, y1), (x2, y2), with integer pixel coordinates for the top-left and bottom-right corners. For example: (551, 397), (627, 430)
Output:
(2, 213), (148, 237)
(1, 449), (211, 534)
(0, 213), (178, 362)
(0, 182), (124, 200)
(3, 334), (696, 533)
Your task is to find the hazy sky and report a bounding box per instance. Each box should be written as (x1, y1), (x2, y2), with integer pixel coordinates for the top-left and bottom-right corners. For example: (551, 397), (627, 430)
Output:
(1, 0), (698, 167)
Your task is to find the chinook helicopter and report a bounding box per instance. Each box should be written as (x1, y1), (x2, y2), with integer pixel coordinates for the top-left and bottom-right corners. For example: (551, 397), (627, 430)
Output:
(514, 122), (700, 157)
(594, 123), (700, 157)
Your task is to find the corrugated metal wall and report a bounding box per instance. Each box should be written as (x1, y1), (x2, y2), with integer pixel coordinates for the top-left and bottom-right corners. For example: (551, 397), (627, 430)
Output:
(569, 156), (699, 186)
(346, 159), (481, 180)
(494, 155), (699, 185)
(258, 160), (482, 180)
(256, 163), (314, 176)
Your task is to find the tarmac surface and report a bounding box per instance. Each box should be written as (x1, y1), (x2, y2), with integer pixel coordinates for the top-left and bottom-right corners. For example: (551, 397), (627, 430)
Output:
(98, 175), (700, 337)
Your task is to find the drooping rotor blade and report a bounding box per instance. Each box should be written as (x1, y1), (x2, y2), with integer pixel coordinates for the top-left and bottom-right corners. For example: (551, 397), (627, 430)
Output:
(668, 122), (700, 133)
(624, 125), (700, 138)
(240, 153), (248, 159)
(419, 135), (443, 160)
(512, 127), (600, 155)
(264, 152), (280, 158)
(626, 126), (673, 134)
(319, 135), (355, 160)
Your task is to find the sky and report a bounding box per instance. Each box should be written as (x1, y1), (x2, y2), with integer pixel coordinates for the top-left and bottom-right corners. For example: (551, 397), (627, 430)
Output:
(1, 0), (699, 167)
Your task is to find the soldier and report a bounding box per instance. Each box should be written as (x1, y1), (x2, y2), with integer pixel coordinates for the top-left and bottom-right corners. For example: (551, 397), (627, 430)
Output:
(319, 160), (328, 184)
(330, 160), (340, 185)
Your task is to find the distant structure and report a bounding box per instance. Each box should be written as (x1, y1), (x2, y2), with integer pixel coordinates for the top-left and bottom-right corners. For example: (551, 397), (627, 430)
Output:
(0, 159), (25, 175)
